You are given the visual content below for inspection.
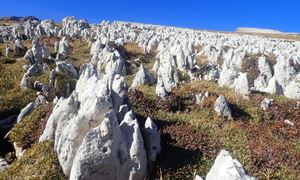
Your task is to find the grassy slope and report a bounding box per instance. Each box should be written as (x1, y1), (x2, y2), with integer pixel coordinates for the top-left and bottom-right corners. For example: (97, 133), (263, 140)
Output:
(123, 43), (299, 179)
(128, 81), (300, 179)
(1, 31), (299, 180)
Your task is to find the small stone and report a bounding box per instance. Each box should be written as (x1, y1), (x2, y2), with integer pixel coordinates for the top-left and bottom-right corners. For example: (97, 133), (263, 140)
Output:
(284, 119), (294, 126)
(260, 98), (273, 111)
(214, 95), (233, 120)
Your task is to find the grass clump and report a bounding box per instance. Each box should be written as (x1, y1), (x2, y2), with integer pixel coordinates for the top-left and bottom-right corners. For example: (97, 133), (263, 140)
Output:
(68, 38), (91, 69)
(0, 59), (36, 119)
(0, 89), (35, 119)
(9, 104), (49, 149)
(28, 71), (50, 86)
(178, 71), (190, 82)
(0, 140), (66, 179)
(55, 72), (77, 98)
(220, 123), (251, 165)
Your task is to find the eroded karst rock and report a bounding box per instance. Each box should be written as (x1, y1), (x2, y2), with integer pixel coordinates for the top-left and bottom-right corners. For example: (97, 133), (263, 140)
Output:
(214, 95), (233, 120)
(206, 150), (256, 180)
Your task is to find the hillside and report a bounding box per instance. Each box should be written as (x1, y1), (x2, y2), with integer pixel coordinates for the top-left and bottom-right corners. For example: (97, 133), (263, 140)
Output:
(0, 16), (299, 180)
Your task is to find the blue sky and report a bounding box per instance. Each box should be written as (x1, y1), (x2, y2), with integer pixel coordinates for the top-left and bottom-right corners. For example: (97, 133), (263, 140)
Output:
(0, 0), (299, 32)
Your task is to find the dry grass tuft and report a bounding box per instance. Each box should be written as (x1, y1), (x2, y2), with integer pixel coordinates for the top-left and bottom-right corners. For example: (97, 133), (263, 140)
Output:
(0, 140), (66, 179)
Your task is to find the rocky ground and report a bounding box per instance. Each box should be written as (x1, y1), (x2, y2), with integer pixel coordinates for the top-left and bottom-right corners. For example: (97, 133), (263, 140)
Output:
(0, 16), (299, 180)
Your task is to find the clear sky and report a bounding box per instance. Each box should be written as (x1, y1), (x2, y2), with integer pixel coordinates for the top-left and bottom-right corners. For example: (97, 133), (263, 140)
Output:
(0, 0), (299, 32)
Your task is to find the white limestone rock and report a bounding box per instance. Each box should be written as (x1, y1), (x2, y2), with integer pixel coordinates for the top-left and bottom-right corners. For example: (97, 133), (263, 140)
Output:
(42, 44), (51, 59)
(40, 64), (114, 176)
(58, 37), (71, 55)
(155, 72), (168, 99)
(17, 102), (35, 123)
(234, 73), (250, 95)
(55, 81), (111, 175)
(196, 91), (210, 105)
(20, 73), (31, 90)
(90, 39), (103, 55)
(202, 64), (220, 82)
(214, 95), (233, 120)
(156, 53), (179, 92)
(31, 39), (43, 63)
(284, 119), (295, 126)
(120, 111), (147, 180)
(254, 75), (268, 92)
(131, 64), (156, 88)
(26, 63), (43, 77)
(110, 74), (127, 111)
(218, 66), (238, 88)
(69, 110), (129, 180)
(54, 41), (59, 52)
(273, 55), (297, 90)
(206, 150), (256, 180)
(264, 76), (283, 95)
(39, 94), (79, 142)
(94, 46), (127, 76)
(117, 104), (129, 122)
(260, 98), (273, 111)
(144, 117), (161, 164)
(258, 56), (273, 81)
(284, 74), (300, 100)
(55, 60), (78, 79)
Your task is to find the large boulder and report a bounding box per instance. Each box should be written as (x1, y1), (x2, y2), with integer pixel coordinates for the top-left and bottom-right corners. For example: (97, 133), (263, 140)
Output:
(120, 111), (147, 180)
(69, 110), (129, 180)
